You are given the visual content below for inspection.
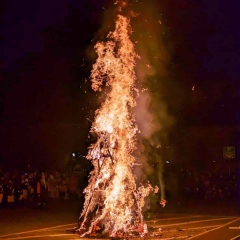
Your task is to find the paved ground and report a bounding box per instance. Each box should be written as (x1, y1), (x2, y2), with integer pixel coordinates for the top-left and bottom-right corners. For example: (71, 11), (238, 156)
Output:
(0, 199), (239, 239)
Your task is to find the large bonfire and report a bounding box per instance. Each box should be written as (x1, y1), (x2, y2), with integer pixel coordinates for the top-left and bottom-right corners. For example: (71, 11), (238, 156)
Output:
(78, 5), (158, 238)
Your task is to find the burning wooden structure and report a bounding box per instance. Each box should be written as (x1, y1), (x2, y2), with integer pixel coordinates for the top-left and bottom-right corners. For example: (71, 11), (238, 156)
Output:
(77, 10), (158, 238)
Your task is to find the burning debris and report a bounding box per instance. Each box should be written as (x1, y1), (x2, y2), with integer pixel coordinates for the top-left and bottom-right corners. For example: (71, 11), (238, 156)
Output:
(77, 7), (162, 239)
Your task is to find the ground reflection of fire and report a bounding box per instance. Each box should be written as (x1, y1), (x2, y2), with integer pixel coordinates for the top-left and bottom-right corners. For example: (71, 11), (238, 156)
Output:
(77, 11), (159, 238)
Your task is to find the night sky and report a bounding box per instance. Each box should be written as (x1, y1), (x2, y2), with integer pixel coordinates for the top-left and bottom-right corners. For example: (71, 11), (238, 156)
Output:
(1, 0), (239, 168)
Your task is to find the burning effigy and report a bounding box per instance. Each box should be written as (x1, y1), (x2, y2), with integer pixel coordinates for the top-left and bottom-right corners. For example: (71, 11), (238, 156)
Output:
(77, 3), (160, 238)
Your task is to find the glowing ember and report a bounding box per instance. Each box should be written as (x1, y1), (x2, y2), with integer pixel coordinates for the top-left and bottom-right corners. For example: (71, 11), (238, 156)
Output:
(159, 199), (167, 208)
(78, 11), (158, 238)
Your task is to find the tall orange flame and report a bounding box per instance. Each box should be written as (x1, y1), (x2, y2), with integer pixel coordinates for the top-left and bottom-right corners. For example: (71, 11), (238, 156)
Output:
(78, 14), (158, 238)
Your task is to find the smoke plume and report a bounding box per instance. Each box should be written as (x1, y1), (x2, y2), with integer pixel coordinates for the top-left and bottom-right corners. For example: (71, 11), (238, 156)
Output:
(130, 0), (175, 201)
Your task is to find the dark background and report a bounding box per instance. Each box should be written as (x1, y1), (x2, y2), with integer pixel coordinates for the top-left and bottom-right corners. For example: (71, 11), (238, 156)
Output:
(1, 0), (239, 169)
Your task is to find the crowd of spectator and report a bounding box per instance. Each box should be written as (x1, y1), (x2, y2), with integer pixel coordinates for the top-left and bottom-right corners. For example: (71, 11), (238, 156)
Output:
(0, 168), (88, 208)
(178, 169), (238, 201)
(0, 164), (238, 209)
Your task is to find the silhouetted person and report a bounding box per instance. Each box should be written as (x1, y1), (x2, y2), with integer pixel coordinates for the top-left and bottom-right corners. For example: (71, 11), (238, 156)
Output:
(37, 173), (49, 208)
